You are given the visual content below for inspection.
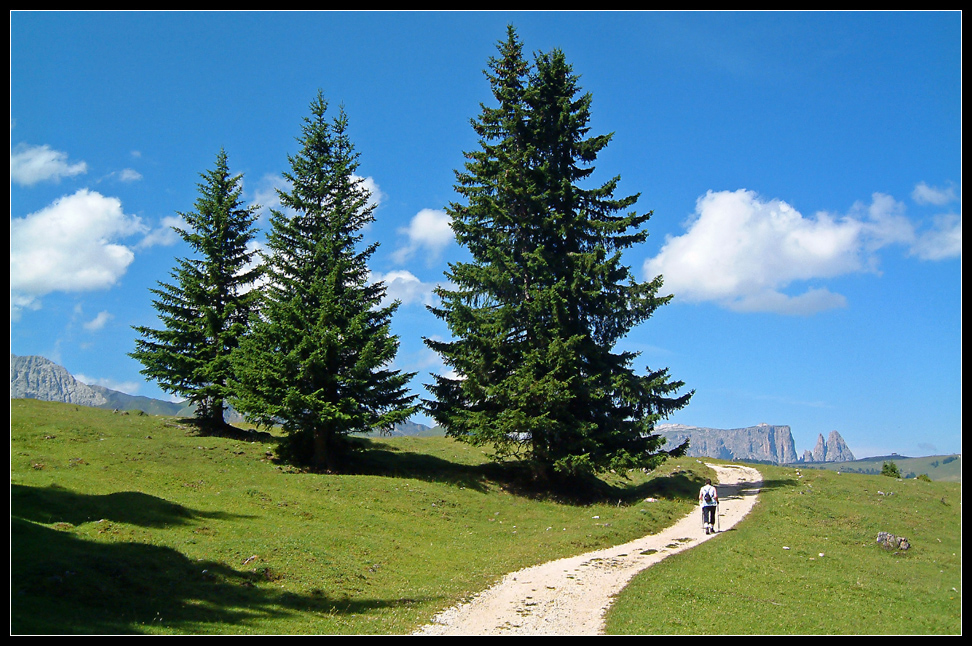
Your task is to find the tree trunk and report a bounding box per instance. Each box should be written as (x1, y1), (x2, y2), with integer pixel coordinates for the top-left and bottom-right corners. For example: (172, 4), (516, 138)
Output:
(313, 428), (336, 472)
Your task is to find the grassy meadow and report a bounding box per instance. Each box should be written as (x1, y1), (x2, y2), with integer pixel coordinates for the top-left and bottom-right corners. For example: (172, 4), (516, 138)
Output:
(11, 399), (700, 635)
(11, 399), (961, 634)
(605, 462), (961, 634)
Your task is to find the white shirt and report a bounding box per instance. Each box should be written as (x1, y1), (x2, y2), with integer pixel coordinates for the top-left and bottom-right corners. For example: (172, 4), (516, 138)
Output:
(700, 484), (718, 507)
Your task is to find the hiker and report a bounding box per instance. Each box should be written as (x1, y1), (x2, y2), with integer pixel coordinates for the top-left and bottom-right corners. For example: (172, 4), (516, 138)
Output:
(699, 478), (718, 534)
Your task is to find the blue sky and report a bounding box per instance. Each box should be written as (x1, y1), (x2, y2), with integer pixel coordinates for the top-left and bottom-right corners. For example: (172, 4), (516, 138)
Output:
(11, 11), (961, 459)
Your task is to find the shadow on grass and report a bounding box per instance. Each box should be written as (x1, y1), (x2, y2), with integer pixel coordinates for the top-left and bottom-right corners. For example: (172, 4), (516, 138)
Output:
(343, 442), (500, 494)
(345, 440), (712, 505)
(10, 518), (434, 635)
(179, 419), (279, 445)
(744, 477), (799, 492)
(11, 483), (254, 528)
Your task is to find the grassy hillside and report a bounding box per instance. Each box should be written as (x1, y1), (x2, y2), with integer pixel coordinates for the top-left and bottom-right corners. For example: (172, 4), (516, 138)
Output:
(605, 462), (961, 634)
(11, 399), (703, 635)
(801, 454), (961, 483)
(11, 399), (961, 635)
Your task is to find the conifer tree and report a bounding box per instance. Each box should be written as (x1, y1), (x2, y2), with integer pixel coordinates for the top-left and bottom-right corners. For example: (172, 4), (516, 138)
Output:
(131, 149), (261, 427)
(426, 27), (693, 480)
(231, 91), (417, 470)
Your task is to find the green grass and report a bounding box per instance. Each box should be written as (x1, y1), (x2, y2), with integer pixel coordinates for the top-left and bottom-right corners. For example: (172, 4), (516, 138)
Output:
(604, 462), (961, 635)
(802, 454), (961, 482)
(12, 400), (961, 635)
(11, 399), (705, 635)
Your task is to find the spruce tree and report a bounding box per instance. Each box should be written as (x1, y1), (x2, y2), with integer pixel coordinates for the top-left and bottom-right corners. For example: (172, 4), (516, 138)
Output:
(231, 91), (417, 470)
(131, 149), (261, 427)
(426, 27), (693, 480)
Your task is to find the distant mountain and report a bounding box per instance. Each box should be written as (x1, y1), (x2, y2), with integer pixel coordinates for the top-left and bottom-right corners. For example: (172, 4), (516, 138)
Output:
(386, 420), (438, 436)
(656, 423), (856, 465)
(806, 430), (856, 463)
(11, 354), (184, 415)
(362, 420), (439, 437)
(657, 423), (799, 464)
(9, 354), (424, 433)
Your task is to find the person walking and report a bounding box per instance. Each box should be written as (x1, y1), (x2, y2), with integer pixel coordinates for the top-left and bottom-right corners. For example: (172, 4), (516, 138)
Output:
(699, 478), (719, 534)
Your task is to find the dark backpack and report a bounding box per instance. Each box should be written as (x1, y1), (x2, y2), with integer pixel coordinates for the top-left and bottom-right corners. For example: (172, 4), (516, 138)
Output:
(703, 489), (714, 504)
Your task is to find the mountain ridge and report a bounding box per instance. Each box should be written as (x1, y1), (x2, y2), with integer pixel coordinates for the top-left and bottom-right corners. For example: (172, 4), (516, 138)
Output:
(9, 354), (431, 434)
(657, 422), (855, 465)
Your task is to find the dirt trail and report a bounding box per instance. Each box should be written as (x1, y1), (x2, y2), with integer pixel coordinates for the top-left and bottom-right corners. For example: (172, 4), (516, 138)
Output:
(414, 463), (762, 635)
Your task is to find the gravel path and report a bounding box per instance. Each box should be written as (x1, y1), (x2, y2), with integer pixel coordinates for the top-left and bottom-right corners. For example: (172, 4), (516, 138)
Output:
(414, 463), (762, 635)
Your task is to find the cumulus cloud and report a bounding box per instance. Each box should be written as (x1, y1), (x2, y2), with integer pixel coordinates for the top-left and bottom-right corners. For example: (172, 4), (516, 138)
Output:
(643, 188), (955, 315)
(82, 310), (114, 332)
(355, 175), (386, 213)
(10, 143), (88, 186)
(136, 214), (186, 249)
(908, 181), (962, 261)
(912, 181), (958, 206)
(392, 208), (454, 264)
(369, 269), (439, 308)
(910, 214), (962, 261)
(10, 189), (146, 314)
(9, 293), (41, 322)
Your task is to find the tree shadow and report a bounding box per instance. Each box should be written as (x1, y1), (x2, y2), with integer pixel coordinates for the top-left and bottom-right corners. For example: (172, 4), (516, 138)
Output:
(11, 483), (254, 528)
(178, 418), (278, 445)
(10, 518), (436, 635)
(342, 441), (495, 493)
(744, 477), (799, 492)
(343, 440), (712, 505)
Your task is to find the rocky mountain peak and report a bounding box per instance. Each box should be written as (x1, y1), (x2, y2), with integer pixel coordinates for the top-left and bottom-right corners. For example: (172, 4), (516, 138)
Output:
(10, 354), (108, 407)
(824, 430), (855, 462)
(656, 422), (855, 464)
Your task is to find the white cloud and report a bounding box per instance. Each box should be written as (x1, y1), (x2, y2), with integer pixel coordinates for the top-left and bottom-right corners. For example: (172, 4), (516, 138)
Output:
(9, 293), (41, 322)
(912, 181), (958, 206)
(235, 240), (268, 295)
(73, 373), (141, 395)
(643, 189), (941, 315)
(369, 269), (438, 308)
(908, 182), (962, 261)
(252, 173), (291, 221)
(10, 189), (146, 314)
(10, 143), (88, 186)
(392, 208), (454, 264)
(852, 192), (918, 264)
(82, 310), (114, 332)
(910, 214), (962, 261)
(355, 174), (386, 213)
(137, 215), (186, 249)
(115, 168), (143, 182)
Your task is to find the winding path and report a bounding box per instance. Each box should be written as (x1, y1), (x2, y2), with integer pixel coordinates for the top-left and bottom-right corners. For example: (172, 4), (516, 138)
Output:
(414, 463), (763, 635)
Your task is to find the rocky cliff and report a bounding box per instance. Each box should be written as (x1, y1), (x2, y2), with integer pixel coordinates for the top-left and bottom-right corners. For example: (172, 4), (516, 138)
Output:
(11, 354), (185, 416)
(815, 430), (855, 462)
(657, 423), (854, 464)
(10, 354), (110, 407)
(656, 423), (799, 464)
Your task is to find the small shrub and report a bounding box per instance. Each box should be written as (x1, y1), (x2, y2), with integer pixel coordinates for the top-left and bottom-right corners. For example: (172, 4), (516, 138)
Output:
(881, 461), (901, 478)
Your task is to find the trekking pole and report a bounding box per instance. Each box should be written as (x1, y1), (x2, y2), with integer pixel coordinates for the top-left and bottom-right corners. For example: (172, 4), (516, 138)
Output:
(716, 503), (721, 533)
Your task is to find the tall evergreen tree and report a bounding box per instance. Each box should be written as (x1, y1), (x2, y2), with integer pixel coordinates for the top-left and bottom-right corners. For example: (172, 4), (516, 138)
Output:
(231, 91), (417, 470)
(131, 149), (261, 427)
(426, 27), (693, 480)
